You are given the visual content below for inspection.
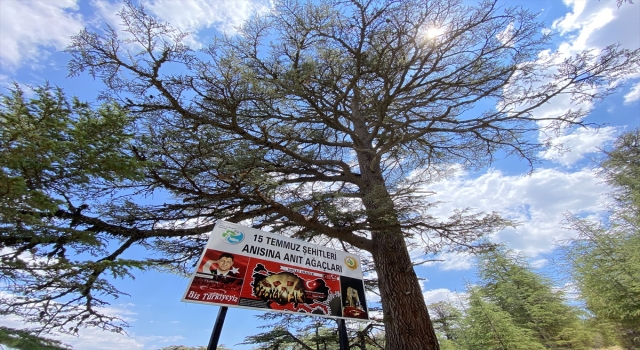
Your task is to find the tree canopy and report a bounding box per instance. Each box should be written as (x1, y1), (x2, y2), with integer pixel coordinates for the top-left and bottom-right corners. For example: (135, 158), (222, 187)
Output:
(0, 84), (146, 334)
(425, 247), (600, 349)
(475, 248), (591, 349)
(2, 0), (639, 348)
(240, 312), (385, 349)
(563, 129), (640, 349)
(0, 326), (70, 350)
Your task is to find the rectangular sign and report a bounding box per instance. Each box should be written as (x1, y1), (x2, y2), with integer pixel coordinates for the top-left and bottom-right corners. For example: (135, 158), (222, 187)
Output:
(181, 221), (368, 320)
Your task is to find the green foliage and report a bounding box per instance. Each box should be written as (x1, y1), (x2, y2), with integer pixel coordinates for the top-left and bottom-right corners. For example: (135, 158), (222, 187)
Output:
(476, 247), (591, 349)
(582, 317), (623, 349)
(0, 84), (147, 334)
(159, 346), (230, 350)
(0, 83), (142, 211)
(240, 313), (384, 350)
(427, 130), (640, 350)
(562, 128), (640, 349)
(436, 337), (458, 350)
(242, 325), (338, 350)
(426, 247), (594, 349)
(564, 217), (640, 339)
(429, 300), (463, 342)
(0, 327), (70, 350)
(601, 128), (640, 222)
(457, 287), (546, 350)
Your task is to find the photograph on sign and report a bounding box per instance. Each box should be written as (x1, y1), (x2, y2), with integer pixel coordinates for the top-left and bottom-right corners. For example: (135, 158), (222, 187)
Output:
(181, 221), (369, 320)
(184, 249), (249, 305)
(240, 258), (342, 316)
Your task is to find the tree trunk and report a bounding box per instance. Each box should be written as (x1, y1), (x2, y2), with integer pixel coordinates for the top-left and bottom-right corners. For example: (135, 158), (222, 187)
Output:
(356, 161), (440, 349)
(370, 226), (440, 350)
(352, 90), (439, 349)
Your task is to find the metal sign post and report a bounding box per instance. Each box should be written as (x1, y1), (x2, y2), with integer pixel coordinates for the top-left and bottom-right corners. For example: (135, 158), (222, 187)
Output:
(207, 306), (228, 350)
(338, 318), (349, 350)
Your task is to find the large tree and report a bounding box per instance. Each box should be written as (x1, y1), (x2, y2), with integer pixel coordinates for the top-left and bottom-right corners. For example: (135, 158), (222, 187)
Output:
(0, 84), (146, 334)
(2, 0), (639, 348)
(475, 248), (591, 349)
(457, 287), (546, 350)
(563, 129), (640, 349)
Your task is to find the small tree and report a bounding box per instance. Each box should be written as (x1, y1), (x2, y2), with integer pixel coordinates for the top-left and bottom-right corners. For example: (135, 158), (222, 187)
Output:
(0, 327), (70, 350)
(429, 301), (463, 342)
(159, 346), (230, 350)
(410, 248), (594, 349)
(240, 313), (385, 350)
(600, 129), (640, 217)
(428, 300), (463, 350)
(241, 313), (336, 350)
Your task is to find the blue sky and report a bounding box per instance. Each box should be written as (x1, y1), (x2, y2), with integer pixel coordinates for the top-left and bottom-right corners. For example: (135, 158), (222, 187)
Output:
(1, 0), (639, 349)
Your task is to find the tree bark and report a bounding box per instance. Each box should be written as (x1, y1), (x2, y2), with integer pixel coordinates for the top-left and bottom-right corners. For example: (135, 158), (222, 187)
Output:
(371, 228), (440, 350)
(361, 179), (441, 349)
(351, 85), (440, 348)
(355, 157), (439, 348)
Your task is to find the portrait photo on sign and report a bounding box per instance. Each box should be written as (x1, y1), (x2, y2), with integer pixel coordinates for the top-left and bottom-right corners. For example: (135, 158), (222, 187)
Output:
(340, 276), (369, 319)
(183, 250), (251, 305)
(197, 249), (248, 279)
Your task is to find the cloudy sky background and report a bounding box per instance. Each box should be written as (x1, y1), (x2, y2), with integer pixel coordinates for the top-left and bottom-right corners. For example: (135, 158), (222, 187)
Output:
(0, 0), (639, 349)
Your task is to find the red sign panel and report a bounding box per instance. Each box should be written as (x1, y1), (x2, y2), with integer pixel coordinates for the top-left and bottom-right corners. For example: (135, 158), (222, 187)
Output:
(183, 249), (368, 319)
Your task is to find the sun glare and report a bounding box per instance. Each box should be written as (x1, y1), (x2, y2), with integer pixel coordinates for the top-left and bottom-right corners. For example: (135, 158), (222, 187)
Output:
(417, 25), (446, 44)
(424, 27), (445, 39)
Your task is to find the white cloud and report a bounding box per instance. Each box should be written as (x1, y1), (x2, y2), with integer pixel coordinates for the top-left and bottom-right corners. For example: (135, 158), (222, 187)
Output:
(553, 0), (638, 50)
(530, 0), (638, 157)
(0, 301), (141, 350)
(50, 329), (184, 350)
(90, 0), (124, 32)
(0, 299), (184, 350)
(559, 281), (582, 301)
(530, 258), (548, 269)
(539, 126), (617, 166)
(477, 2), (638, 261)
(54, 329), (145, 350)
(422, 287), (468, 308)
(0, 0), (271, 71)
(423, 288), (457, 304)
(0, 74), (13, 89)
(496, 22), (515, 46)
(426, 167), (611, 258)
(428, 252), (474, 271)
(0, 0), (84, 70)
(366, 309), (384, 321)
(553, 0), (588, 34)
(553, 0), (616, 53)
(145, 0), (272, 37)
(366, 290), (381, 303)
(101, 0), (274, 49)
(624, 81), (640, 104)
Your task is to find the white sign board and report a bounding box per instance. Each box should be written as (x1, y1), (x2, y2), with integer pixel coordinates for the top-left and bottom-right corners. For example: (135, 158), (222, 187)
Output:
(181, 221), (369, 320)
